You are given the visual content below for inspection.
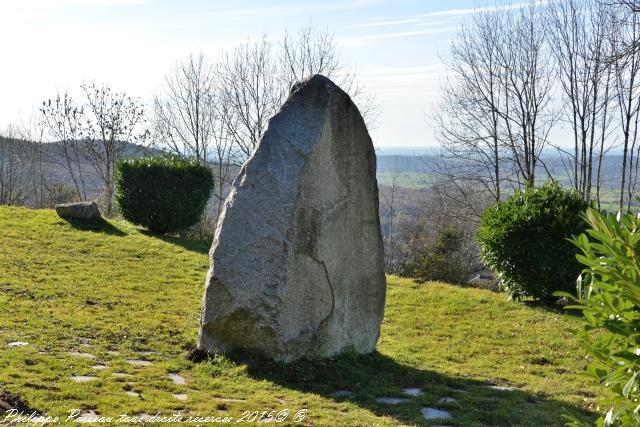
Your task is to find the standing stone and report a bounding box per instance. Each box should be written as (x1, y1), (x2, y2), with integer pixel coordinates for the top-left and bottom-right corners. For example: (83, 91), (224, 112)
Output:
(198, 75), (386, 362)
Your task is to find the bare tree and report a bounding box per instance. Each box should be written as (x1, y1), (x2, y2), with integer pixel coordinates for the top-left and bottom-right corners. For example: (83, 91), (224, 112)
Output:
(217, 35), (284, 160)
(280, 25), (379, 128)
(612, 14), (640, 210)
(433, 0), (556, 218)
(40, 93), (89, 201)
(547, 0), (615, 203)
(217, 24), (378, 162)
(494, 2), (557, 187)
(81, 82), (149, 215)
(0, 126), (32, 205)
(433, 9), (505, 204)
(154, 53), (217, 164)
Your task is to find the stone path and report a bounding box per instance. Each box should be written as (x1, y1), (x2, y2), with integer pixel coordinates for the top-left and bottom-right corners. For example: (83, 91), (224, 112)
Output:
(486, 384), (515, 391)
(111, 373), (131, 378)
(71, 375), (98, 383)
(401, 388), (424, 397)
(363, 387), (456, 422)
(167, 373), (186, 385)
(126, 359), (153, 366)
(69, 351), (96, 359)
(91, 364), (108, 370)
(421, 407), (452, 421)
(375, 397), (408, 405)
(172, 394), (188, 402)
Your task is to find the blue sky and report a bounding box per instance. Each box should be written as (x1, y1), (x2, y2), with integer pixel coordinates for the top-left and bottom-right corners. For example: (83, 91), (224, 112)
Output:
(0, 0), (485, 149)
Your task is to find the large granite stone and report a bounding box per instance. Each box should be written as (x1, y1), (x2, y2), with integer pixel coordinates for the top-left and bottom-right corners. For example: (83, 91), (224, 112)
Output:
(55, 201), (101, 221)
(198, 74), (386, 362)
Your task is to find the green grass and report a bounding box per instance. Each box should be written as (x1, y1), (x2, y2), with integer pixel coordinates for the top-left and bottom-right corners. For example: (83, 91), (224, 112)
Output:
(0, 206), (607, 426)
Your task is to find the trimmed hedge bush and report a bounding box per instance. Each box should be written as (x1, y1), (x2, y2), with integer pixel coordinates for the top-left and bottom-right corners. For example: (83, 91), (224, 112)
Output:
(115, 156), (213, 234)
(477, 181), (590, 301)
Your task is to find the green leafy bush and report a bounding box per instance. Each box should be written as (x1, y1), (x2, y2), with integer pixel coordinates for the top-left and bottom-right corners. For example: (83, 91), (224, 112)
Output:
(115, 156), (213, 234)
(477, 181), (589, 301)
(399, 225), (468, 284)
(558, 208), (640, 427)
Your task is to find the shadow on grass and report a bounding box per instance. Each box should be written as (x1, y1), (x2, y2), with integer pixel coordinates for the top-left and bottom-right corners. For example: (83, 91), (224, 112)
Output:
(140, 230), (211, 255)
(61, 217), (126, 236)
(218, 350), (593, 426)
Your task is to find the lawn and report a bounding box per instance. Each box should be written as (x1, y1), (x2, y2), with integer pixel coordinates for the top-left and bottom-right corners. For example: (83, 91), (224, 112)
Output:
(0, 206), (606, 426)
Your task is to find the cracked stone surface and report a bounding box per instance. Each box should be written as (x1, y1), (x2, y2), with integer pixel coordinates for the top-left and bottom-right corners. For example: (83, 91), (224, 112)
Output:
(198, 75), (386, 362)
(402, 388), (424, 397)
(126, 359), (153, 366)
(167, 373), (186, 385)
(375, 397), (409, 405)
(421, 407), (452, 420)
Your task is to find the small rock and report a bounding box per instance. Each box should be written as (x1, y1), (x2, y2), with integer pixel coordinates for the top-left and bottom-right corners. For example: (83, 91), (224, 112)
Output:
(375, 397), (409, 405)
(70, 375), (98, 383)
(112, 373), (131, 378)
(331, 390), (353, 398)
(55, 201), (101, 221)
(172, 394), (188, 402)
(167, 373), (186, 385)
(68, 351), (96, 359)
(439, 397), (456, 403)
(125, 391), (140, 397)
(137, 351), (157, 356)
(7, 342), (28, 347)
(107, 350), (120, 355)
(486, 385), (516, 391)
(402, 388), (424, 397)
(91, 365), (107, 370)
(421, 407), (452, 420)
(126, 359), (152, 366)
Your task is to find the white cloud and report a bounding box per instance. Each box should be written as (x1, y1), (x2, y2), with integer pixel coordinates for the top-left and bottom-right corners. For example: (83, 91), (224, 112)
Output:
(338, 28), (453, 47)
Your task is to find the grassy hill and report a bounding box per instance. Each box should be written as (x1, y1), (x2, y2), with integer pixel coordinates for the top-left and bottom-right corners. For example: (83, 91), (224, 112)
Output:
(0, 207), (606, 426)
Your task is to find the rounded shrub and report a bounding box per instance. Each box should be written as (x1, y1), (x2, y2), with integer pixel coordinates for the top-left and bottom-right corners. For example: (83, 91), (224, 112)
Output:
(477, 181), (590, 301)
(115, 156), (213, 234)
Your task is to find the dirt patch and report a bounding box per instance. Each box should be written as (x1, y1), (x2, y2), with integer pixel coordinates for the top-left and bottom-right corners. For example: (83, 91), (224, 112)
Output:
(186, 346), (208, 363)
(0, 390), (35, 413)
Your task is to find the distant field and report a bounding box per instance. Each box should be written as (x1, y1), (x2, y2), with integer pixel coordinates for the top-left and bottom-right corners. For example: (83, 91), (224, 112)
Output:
(376, 172), (434, 189)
